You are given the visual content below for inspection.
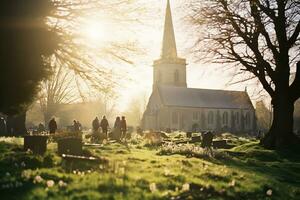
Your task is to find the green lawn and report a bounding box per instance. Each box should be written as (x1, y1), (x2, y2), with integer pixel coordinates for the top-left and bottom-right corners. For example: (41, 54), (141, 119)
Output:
(0, 134), (299, 200)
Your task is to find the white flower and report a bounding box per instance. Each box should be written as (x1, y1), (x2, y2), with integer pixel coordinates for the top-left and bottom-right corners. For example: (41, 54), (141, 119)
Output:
(26, 149), (33, 154)
(182, 183), (190, 191)
(21, 161), (26, 167)
(34, 175), (43, 183)
(164, 169), (171, 176)
(229, 180), (236, 187)
(46, 180), (55, 188)
(149, 183), (157, 193)
(58, 180), (67, 187)
(21, 170), (30, 179)
(5, 172), (10, 177)
(266, 189), (272, 196)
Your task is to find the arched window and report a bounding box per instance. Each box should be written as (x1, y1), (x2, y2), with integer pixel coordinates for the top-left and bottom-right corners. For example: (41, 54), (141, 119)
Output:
(174, 70), (179, 83)
(223, 112), (228, 125)
(208, 111), (214, 124)
(245, 113), (250, 127)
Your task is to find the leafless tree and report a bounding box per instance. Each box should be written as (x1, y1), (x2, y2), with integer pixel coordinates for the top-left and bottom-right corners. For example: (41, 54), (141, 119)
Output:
(37, 0), (145, 125)
(38, 56), (79, 125)
(188, 0), (300, 148)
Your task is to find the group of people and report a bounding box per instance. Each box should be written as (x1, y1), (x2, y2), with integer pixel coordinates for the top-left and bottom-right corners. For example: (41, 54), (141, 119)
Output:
(73, 120), (82, 132)
(92, 116), (109, 138)
(92, 116), (127, 141)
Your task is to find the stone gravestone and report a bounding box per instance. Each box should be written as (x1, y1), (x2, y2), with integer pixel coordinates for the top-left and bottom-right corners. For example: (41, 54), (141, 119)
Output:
(186, 132), (192, 138)
(201, 131), (213, 148)
(191, 136), (201, 143)
(213, 140), (229, 149)
(57, 137), (82, 155)
(24, 135), (48, 155)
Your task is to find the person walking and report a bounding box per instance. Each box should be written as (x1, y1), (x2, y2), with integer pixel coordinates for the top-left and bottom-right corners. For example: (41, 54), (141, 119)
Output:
(120, 116), (127, 141)
(73, 120), (80, 132)
(48, 118), (57, 134)
(113, 116), (121, 141)
(92, 117), (100, 131)
(100, 116), (109, 139)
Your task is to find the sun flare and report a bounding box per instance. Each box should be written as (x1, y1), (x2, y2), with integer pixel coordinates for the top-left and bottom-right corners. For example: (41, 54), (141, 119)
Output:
(82, 21), (107, 43)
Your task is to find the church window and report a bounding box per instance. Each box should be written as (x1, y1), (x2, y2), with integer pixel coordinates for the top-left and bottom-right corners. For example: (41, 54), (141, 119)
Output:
(174, 70), (179, 83)
(223, 112), (228, 125)
(193, 112), (199, 121)
(172, 112), (178, 124)
(208, 111), (214, 124)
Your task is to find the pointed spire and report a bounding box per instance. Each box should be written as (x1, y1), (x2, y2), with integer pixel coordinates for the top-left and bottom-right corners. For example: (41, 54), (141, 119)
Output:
(161, 0), (178, 59)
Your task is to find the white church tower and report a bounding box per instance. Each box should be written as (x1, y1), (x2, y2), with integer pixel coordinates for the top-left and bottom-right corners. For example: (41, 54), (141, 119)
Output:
(153, 0), (187, 89)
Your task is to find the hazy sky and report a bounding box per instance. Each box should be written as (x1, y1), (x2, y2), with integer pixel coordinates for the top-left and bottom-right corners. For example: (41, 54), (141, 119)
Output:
(81, 0), (260, 111)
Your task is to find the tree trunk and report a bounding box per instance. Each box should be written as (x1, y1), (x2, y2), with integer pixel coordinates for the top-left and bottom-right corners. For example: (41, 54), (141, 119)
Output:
(261, 97), (300, 149)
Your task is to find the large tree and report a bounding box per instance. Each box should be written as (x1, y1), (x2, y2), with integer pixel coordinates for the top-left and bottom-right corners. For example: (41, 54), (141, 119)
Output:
(0, 0), (59, 135)
(0, 0), (142, 134)
(0, 0), (58, 115)
(188, 0), (300, 149)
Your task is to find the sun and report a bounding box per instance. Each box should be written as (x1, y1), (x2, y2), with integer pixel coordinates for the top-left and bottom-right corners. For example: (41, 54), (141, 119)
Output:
(82, 20), (107, 43)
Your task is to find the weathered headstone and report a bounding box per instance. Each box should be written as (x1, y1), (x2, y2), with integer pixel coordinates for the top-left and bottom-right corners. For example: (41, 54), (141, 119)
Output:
(24, 135), (48, 155)
(186, 132), (192, 138)
(57, 137), (82, 155)
(201, 131), (213, 148)
(212, 140), (227, 149)
(191, 136), (201, 143)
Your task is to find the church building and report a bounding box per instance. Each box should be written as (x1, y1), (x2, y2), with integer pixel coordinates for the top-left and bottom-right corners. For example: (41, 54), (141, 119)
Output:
(141, 0), (256, 133)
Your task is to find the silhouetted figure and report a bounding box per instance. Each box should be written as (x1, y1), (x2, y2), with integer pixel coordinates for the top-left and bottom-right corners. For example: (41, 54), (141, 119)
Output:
(0, 117), (6, 135)
(77, 121), (82, 131)
(48, 118), (57, 134)
(37, 123), (45, 133)
(120, 116), (127, 140)
(100, 116), (109, 139)
(114, 117), (121, 129)
(92, 117), (100, 131)
(73, 120), (80, 132)
(112, 116), (121, 140)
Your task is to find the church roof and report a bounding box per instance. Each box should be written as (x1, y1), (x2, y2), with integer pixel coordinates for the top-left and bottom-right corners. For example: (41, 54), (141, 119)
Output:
(157, 86), (254, 109)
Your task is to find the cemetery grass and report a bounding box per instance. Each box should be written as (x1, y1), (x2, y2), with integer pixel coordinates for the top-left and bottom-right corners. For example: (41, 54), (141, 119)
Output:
(0, 136), (299, 200)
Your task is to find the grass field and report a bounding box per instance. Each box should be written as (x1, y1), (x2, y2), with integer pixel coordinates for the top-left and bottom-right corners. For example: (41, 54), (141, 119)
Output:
(0, 133), (299, 200)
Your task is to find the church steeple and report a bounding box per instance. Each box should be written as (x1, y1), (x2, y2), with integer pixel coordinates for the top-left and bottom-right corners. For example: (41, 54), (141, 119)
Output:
(161, 0), (178, 59)
(152, 0), (187, 89)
